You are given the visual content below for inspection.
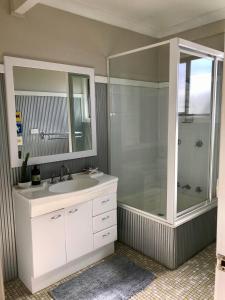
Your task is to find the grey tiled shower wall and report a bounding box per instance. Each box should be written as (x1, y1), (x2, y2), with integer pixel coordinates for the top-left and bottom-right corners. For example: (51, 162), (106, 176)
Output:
(0, 74), (108, 281)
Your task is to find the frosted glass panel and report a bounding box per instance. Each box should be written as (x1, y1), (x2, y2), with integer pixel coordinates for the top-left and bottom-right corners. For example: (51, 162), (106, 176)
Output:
(109, 44), (169, 218)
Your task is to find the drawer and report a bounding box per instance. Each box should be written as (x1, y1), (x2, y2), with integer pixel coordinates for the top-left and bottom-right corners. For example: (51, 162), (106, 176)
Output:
(93, 209), (117, 233)
(93, 193), (117, 216)
(93, 225), (117, 249)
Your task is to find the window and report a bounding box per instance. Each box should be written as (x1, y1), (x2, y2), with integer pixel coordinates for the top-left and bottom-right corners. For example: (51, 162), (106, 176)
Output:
(178, 57), (213, 115)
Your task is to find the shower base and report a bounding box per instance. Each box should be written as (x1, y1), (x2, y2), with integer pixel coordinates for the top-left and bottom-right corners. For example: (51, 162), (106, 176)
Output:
(118, 205), (217, 269)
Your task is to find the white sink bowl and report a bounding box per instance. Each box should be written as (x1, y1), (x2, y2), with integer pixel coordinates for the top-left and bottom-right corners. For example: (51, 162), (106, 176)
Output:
(49, 177), (99, 194)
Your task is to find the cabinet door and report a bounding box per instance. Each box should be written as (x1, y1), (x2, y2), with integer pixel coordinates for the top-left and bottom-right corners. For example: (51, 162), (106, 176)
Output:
(31, 209), (66, 278)
(65, 201), (93, 262)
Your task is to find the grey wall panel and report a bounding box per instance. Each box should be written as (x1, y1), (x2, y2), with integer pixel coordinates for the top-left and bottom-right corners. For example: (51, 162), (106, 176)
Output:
(0, 80), (108, 281)
(174, 207), (217, 268)
(0, 74), (17, 281)
(118, 207), (175, 269)
(118, 206), (217, 269)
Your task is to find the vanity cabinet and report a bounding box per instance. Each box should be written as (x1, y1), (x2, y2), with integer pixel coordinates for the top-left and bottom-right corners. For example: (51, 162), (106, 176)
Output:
(32, 209), (66, 277)
(32, 201), (94, 274)
(65, 201), (93, 262)
(13, 174), (118, 293)
(29, 196), (117, 275)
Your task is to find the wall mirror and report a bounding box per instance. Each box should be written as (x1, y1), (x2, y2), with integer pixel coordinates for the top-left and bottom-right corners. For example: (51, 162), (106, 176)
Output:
(4, 57), (97, 167)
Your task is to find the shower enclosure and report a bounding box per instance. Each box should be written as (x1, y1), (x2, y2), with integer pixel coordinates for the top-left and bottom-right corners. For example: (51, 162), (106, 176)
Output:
(108, 38), (223, 268)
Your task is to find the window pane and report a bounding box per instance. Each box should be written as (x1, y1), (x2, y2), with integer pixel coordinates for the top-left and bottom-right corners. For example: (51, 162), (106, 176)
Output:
(189, 58), (213, 115)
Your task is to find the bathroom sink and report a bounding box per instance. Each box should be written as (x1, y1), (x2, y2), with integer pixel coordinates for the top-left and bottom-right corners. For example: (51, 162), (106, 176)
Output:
(49, 177), (99, 194)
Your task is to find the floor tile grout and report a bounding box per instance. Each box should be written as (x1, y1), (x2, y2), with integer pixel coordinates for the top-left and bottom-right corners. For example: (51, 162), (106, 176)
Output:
(4, 242), (216, 300)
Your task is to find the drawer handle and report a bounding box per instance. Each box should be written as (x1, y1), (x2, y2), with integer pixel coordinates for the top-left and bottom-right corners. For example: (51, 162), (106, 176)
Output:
(102, 215), (110, 221)
(101, 199), (110, 204)
(69, 208), (78, 214)
(51, 214), (61, 220)
(102, 232), (110, 238)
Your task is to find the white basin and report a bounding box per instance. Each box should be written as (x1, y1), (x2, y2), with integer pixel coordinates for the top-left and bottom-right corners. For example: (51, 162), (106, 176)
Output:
(49, 177), (99, 194)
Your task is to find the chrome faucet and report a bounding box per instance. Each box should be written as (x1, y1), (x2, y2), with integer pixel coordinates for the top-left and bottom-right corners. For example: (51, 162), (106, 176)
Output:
(59, 165), (72, 181)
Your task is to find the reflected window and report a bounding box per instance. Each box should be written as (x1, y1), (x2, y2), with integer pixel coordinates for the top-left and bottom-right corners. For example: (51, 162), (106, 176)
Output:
(178, 58), (213, 115)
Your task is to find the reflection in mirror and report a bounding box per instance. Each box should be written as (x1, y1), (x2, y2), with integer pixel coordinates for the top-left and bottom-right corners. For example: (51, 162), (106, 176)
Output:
(13, 67), (93, 160)
(68, 73), (92, 152)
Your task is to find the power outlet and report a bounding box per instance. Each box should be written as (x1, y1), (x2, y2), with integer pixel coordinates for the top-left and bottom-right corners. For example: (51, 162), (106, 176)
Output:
(31, 128), (39, 134)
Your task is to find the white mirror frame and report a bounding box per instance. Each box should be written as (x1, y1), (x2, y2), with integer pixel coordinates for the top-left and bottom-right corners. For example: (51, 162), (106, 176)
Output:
(4, 56), (97, 168)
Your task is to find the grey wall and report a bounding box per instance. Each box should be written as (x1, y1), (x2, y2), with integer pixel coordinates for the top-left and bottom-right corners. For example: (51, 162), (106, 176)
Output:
(160, 20), (225, 51)
(109, 43), (170, 82)
(14, 68), (68, 93)
(0, 74), (17, 281)
(0, 75), (108, 281)
(0, 0), (156, 76)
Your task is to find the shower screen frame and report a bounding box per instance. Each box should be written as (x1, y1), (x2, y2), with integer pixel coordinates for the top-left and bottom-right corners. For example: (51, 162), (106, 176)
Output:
(107, 38), (224, 226)
(167, 38), (223, 225)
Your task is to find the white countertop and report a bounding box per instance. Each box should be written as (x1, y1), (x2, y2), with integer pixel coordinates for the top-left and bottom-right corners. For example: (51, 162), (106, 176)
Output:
(13, 173), (118, 217)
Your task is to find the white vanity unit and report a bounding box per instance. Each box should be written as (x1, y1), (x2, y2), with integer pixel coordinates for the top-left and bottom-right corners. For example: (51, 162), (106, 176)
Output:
(13, 173), (118, 293)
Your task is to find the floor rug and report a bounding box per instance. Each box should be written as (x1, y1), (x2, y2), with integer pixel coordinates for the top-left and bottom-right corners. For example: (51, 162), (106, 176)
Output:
(50, 255), (155, 300)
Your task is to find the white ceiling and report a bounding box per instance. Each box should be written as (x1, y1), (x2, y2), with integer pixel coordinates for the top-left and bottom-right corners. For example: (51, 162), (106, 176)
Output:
(39, 0), (225, 38)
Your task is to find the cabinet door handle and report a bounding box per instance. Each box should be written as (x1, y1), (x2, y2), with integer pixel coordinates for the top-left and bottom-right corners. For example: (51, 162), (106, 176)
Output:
(101, 199), (110, 204)
(68, 208), (78, 214)
(102, 232), (110, 238)
(102, 215), (110, 221)
(51, 214), (61, 220)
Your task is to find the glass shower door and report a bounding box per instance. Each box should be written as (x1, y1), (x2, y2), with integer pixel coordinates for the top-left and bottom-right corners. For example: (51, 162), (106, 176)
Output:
(177, 52), (218, 214)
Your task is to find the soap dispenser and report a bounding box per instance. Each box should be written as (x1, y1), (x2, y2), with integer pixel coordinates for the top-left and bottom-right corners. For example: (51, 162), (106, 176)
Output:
(31, 165), (41, 185)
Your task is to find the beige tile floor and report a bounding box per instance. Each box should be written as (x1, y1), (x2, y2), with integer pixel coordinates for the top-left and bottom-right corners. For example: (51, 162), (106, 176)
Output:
(4, 242), (216, 300)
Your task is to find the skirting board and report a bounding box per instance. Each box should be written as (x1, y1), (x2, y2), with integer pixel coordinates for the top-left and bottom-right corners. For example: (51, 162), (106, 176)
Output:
(23, 243), (114, 294)
(118, 206), (217, 269)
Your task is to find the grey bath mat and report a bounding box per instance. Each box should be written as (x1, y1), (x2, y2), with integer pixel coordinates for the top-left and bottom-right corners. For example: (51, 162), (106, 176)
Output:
(50, 255), (155, 300)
